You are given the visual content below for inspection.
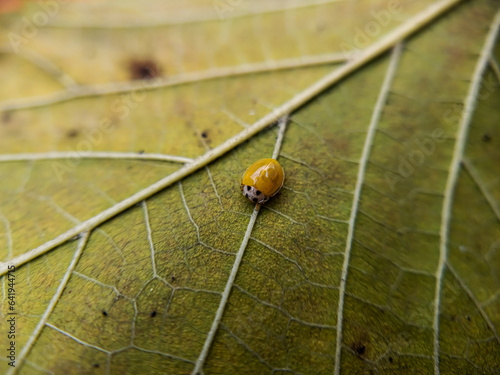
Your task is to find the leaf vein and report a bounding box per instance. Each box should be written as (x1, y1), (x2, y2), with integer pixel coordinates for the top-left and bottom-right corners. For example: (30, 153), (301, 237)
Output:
(8, 232), (90, 375)
(0, 152), (193, 164)
(432, 11), (500, 374)
(462, 158), (500, 222)
(191, 117), (289, 374)
(446, 262), (500, 343)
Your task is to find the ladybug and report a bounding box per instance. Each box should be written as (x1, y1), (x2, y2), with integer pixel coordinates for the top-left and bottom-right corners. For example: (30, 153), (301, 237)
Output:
(241, 158), (285, 204)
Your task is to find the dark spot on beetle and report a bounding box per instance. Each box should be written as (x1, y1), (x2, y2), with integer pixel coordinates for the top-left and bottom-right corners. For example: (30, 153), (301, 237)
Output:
(67, 129), (79, 138)
(256, 190), (261, 195)
(482, 133), (492, 142)
(252, 198), (258, 202)
(389, 356), (393, 363)
(201, 131), (208, 138)
(246, 186), (250, 191)
(245, 193), (249, 198)
(138, 150), (145, 154)
(129, 59), (161, 80)
(2, 111), (11, 123)
(102, 310), (108, 317)
(150, 311), (157, 318)
(93, 364), (100, 368)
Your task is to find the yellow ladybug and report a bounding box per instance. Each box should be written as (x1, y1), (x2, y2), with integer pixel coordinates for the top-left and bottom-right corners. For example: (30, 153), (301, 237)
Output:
(241, 158), (285, 204)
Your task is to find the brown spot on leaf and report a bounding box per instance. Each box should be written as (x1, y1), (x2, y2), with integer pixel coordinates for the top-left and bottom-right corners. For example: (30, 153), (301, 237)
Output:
(349, 327), (371, 359)
(129, 59), (161, 80)
(67, 129), (79, 138)
(201, 131), (208, 139)
(2, 111), (11, 124)
(483, 133), (492, 142)
(352, 342), (366, 356)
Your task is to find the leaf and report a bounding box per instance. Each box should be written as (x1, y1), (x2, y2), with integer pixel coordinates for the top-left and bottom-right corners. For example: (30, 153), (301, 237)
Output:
(0, 0), (499, 374)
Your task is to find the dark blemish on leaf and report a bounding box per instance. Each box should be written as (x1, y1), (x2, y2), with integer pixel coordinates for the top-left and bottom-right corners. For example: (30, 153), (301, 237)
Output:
(351, 342), (366, 356)
(466, 316), (471, 322)
(389, 356), (393, 363)
(129, 59), (161, 80)
(102, 310), (108, 317)
(171, 276), (176, 282)
(2, 111), (11, 123)
(67, 129), (79, 138)
(150, 311), (157, 318)
(93, 364), (100, 368)
(201, 131), (208, 139)
(482, 133), (492, 142)
(138, 150), (145, 154)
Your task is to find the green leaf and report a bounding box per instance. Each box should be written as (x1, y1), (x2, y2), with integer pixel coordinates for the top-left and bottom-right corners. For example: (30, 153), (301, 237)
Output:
(0, 0), (499, 374)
